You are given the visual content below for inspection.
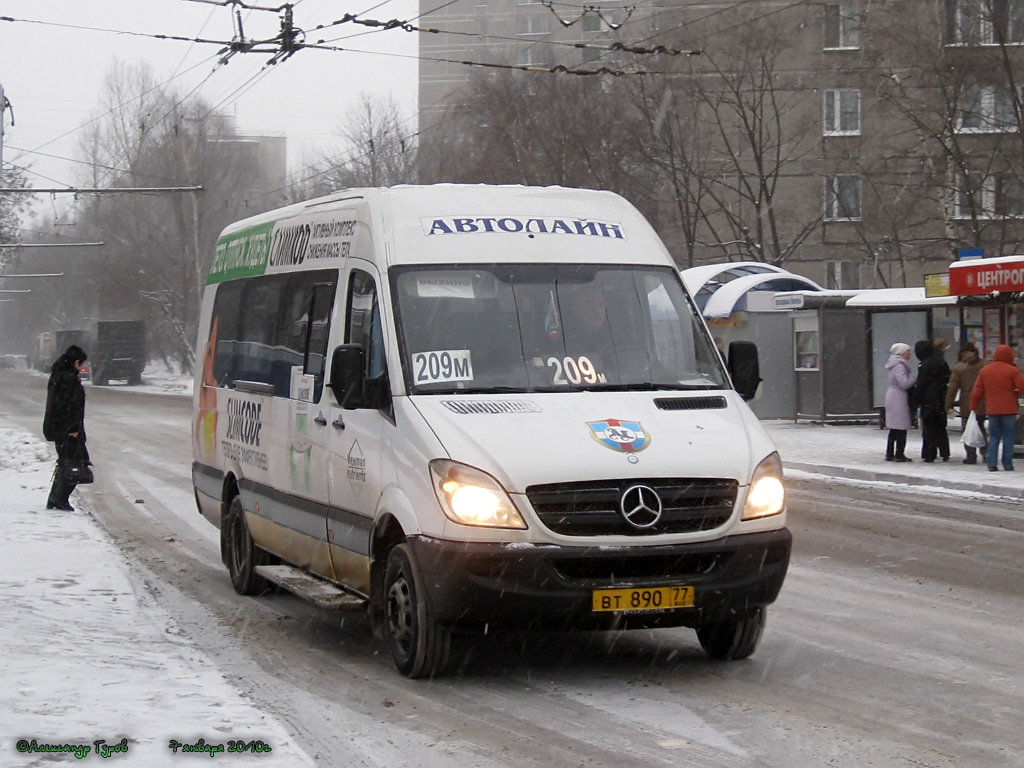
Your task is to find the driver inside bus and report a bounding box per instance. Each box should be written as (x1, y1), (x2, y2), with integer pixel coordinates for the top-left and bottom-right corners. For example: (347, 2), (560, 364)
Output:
(561, 280), (618, 369)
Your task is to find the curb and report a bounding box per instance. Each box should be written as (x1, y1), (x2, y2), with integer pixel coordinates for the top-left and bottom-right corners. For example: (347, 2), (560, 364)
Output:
(785, 461), (1024, 499)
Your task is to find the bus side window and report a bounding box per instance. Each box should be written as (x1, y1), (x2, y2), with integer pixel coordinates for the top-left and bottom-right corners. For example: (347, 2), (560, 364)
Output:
(236, 276), (283, 389)
(275, 270), (337, 399)
(345, 269), (390, 412)
(211, 280), (245, 387)
(304, 281), (337, 400)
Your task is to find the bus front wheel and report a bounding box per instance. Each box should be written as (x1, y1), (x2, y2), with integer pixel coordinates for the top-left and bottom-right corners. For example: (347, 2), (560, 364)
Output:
(384, 543), (451, 678)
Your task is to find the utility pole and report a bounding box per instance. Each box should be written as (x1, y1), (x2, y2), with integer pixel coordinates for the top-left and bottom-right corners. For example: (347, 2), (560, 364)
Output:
(0, 81), (5, 168)
(0, 81), (6, 169)
(0, 81), (13, 170)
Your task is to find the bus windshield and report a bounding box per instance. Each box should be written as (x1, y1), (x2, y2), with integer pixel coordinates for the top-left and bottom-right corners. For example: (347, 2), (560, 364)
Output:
(391, 263), (727, 395)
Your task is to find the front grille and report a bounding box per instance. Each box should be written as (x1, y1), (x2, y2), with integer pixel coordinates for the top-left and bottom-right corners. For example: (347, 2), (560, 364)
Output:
(527, 478), (737, 536)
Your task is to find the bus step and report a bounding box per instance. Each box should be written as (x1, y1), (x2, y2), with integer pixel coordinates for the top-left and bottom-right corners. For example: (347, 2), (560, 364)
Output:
(255, 565), (367, 612)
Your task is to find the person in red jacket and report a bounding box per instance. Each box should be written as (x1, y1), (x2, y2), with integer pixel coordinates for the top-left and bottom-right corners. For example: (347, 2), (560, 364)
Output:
(970, 344), (1024, 472)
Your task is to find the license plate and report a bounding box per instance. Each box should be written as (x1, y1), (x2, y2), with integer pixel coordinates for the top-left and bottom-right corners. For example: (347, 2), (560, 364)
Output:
(591, 586), (694, 612)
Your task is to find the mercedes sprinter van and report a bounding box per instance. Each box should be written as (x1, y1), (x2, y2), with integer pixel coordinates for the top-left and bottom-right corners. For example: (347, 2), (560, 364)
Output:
(192, 184), (791, 677)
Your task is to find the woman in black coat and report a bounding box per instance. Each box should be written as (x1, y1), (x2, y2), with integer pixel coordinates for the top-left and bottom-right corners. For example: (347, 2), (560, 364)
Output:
(914, 338), (951, 463)
(43, 344), (89, 510)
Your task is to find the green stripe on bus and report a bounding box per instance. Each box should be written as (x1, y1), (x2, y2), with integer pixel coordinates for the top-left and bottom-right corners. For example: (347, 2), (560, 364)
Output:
(207, 221), (275, 284)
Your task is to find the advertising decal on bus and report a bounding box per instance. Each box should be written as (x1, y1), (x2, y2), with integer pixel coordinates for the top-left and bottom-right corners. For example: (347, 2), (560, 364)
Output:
(208, 211), (357, 284)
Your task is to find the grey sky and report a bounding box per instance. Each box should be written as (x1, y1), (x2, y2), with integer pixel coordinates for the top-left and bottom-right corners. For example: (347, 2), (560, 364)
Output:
(0, 0), (419, 212)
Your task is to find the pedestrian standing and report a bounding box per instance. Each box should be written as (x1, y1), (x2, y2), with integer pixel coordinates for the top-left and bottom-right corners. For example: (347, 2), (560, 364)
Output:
(884, 342), (916, 462)
(42, 344), (89, 511)
(970, 344), (1024, 471)
(945, 342), (986, 464)
(914, 339), (951, 462)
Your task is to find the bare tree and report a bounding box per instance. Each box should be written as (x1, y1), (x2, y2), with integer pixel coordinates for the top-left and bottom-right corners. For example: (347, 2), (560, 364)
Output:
(420, 69), (659, 230)
(68, 61), (262, 372)
(869, 0), (1024, 264)
(669, 8), (822, 268)
(298, 93), (417, 199)
(0, 166), (32, 250)
(630, 77), (723, 269)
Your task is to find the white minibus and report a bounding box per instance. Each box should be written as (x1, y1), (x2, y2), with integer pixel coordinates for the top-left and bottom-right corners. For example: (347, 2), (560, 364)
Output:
(192, 184), (791, 678)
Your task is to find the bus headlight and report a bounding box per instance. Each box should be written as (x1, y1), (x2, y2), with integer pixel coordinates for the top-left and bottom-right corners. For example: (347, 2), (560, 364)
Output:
(741, 452), (786, 520)
(429, 460), (527, 529)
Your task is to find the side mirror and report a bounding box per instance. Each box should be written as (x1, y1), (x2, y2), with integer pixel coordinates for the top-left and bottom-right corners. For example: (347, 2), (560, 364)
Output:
(329, 344), (365, 409)
(728, 340), (762, 401)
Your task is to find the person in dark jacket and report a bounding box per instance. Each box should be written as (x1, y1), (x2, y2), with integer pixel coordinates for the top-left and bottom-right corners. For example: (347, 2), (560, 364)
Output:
(43, 344), (89, 511)
(914, 338), (951, 462)
(945, 342), (987, 463)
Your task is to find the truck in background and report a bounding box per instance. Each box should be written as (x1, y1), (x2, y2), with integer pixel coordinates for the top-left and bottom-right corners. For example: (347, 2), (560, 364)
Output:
(90, 320), (146, 386)
(30, 332), (56, 372)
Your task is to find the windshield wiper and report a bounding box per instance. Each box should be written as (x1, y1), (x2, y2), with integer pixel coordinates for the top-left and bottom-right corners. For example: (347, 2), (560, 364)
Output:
(572, 383), (722, 392)
(419, 383), (723, 395)
(658, 383), (722, 391)
(418, 386), (531, 395)
(454, 386), (532, 394)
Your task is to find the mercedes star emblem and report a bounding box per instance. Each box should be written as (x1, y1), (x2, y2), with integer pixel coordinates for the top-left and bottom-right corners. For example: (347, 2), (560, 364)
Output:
(619, 484), (663, 529)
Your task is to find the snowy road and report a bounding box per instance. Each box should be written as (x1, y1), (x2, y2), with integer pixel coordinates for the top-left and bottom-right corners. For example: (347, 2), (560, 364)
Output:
(2, 370), (1022, 768)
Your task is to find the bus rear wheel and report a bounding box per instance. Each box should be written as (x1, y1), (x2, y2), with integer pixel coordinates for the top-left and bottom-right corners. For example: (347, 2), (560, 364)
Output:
(225, 495), (271, 595)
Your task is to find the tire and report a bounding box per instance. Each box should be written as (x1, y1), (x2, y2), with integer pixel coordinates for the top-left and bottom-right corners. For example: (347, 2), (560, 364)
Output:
(696, 607), (766, 661)
(225, 495), (271, 595)
(384, 543), (451, 679)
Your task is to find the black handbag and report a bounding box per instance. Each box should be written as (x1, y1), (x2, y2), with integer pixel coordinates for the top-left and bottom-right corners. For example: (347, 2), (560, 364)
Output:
(60, 436), (94, 485)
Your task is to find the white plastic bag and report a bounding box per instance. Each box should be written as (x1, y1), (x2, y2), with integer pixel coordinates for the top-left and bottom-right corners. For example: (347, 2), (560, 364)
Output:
(961, 412), (986, 448)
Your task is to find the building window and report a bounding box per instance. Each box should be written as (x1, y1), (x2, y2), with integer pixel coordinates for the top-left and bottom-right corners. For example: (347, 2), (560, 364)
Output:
(953, 170), (1024, 219)
(516, 15), (552, 35)
(958, 86), (1019, 132)
(517, 43), (553, 66)
(824, 0), (860, 48)
(825, 175), (862, 220)
(824, 89), (861, 134)
(826, 261), (861, 289)
(582, 13), (603, 33)
(955, 170), (994, 218)
(948, 0), (1024, 43)
(952, 0), (993, 44)
(996, 173), (1024, 216)
(1010, 0), (1024, 41)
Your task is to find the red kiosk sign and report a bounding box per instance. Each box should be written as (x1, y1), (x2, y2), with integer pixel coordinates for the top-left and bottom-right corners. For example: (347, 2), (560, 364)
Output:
(949, 256), (1024, 295)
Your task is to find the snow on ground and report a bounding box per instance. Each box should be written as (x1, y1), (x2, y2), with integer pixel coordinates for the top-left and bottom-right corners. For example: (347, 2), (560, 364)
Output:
(0, 425), (315, 767)
(765, 419), (1023, 501)
(130, 362), (194, 396)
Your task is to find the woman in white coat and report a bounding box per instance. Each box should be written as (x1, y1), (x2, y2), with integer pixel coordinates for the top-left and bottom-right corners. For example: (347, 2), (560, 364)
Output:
(884, 342), (916, 462)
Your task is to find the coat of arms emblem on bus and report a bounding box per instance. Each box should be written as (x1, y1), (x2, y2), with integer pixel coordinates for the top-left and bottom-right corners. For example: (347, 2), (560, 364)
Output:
(587, 419), (651, 453)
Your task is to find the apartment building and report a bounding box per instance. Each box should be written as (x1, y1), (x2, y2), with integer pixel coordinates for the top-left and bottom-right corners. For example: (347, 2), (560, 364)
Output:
(419, 0), (654, 131)
(418, 0), (1024, 289)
